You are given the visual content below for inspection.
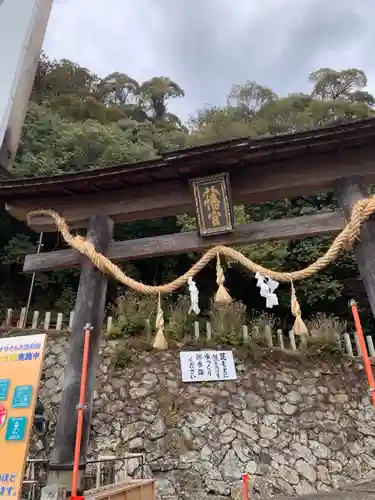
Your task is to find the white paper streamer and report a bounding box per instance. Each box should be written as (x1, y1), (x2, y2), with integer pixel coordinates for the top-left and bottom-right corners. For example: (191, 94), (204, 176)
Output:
(188, 277), (200, 315)
(255, 273), (279, 309)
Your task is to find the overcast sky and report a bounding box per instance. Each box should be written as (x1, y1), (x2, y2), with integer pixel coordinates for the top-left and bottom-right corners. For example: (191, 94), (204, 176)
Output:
(44, 0), (375, 122)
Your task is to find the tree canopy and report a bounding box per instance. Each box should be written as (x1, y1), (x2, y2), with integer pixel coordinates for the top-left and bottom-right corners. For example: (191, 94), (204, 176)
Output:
(2, 56), (375, 329)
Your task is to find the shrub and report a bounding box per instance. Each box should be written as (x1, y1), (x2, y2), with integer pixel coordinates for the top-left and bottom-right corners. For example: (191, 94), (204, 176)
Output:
(108, 292), (155, 339)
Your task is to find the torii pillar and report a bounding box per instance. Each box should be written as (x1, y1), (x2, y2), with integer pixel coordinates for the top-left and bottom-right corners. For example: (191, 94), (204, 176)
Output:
(48, 215), (113, 491)
(334, 175), (375, 317)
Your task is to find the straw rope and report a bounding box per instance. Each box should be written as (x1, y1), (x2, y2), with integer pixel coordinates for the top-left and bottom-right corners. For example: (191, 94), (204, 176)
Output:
(28, 196), (375, 345)
(29, 196), (374, 289)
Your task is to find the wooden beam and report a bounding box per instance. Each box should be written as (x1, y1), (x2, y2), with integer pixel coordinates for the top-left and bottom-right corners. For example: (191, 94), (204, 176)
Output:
(334, 176), (375, 319)
(49, 215), (113, 477)
(7, 145), (375, 232)
(23, 211), (345, 273)
(8, 181), (193, 232)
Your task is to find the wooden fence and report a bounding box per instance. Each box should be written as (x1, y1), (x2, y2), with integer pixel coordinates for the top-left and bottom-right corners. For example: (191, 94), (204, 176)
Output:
(1, 307), (115, 333)
(187, 321), (374, 358)
(1, 307), (374, 359)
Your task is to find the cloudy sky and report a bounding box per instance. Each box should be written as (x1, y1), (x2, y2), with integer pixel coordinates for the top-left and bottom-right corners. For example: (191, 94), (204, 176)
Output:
(44, 0), (375, 122)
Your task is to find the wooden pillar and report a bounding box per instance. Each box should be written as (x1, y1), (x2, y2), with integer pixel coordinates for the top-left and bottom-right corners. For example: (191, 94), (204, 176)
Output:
(334, 176), (375, 318)
(49, 215), (113, 482)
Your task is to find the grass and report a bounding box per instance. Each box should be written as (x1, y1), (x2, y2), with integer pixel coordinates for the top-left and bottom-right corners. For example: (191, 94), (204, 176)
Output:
(106, 292), (348, 362)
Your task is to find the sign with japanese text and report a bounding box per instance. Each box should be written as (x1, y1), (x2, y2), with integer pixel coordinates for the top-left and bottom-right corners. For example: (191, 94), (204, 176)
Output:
(0, 334), (46, 499)
(190, 173), (234, 236)
(179, 350), (237, 382)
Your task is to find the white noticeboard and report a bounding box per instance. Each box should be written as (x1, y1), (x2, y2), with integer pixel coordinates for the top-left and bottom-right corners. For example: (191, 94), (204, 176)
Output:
(0, 0), (52, 169)
(179, 350), (237, 383)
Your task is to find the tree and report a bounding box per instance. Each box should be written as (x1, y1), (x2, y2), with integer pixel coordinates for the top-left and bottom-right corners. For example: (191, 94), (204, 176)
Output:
(227, 81), (277, 119)
(188, 106), (255, 145)
(259, 93), (312, 133)
(309, 68), (368, 101)
(98, 72), (139, 106)
(13, 103), (158, 177)
(33, 58), (98, 102)
(31, 51), (53, 104)
(139, 77), (184, 122)
(347, 90), (375, 107)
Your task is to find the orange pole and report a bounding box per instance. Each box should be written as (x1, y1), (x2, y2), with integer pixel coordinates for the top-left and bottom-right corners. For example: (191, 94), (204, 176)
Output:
(350, 300), (375, 408)
(71, 324), (92, 499)
(242, 473), (249, 500)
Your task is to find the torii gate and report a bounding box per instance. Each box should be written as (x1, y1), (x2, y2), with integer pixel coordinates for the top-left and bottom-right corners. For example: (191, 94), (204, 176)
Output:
(1, 119), (375, 490)
(2, 0), (375, 491)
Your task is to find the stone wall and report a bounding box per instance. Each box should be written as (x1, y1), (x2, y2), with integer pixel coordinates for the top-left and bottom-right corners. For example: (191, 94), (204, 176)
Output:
(34, 332), (375, 499)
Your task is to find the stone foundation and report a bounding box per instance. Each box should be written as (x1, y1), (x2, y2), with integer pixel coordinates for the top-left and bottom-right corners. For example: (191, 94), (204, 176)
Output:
(29, 332), (375, 499)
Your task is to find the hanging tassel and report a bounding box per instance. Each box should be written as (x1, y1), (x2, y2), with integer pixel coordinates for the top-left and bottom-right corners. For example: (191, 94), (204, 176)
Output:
(290, 281), (309, 336)
(153, 293), (168, 350)
(215, 252), (232, 304)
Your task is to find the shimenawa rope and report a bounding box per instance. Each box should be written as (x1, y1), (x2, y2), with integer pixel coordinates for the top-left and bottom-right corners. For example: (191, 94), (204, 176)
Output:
(29, 196), (375, 347)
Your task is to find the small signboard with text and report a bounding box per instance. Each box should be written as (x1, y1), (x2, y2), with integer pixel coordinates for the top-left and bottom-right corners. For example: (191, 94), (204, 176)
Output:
(180, 350), (237, 382)
(0, 334), (46, 499)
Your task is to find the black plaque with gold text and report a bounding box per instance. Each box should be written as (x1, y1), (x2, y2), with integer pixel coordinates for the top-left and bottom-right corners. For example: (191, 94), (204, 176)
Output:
(190, 173), (234, 236)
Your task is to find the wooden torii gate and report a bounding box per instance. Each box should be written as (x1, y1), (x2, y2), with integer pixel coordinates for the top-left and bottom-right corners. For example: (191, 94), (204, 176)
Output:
(2, 118), (375, 489)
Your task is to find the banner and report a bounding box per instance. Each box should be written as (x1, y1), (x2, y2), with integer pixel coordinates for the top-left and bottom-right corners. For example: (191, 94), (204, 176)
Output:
(0, 334), (47, 499)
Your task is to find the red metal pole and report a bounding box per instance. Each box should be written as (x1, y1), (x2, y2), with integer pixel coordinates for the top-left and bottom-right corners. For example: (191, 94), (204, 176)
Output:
(242, 473), (249, 500)
(350, 300), (375, 408)
(71, 324), (92, 499)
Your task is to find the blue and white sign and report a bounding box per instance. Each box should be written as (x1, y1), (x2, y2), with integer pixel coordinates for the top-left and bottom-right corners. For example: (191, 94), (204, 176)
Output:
(5, 417), (27, 442)
(12, 386), (33, 409)
(0, 380), (10, 401)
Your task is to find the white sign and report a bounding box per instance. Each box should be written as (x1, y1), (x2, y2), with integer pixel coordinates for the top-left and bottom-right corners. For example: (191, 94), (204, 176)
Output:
(0, 0), (52, 169)
(179, 350), (237, 383)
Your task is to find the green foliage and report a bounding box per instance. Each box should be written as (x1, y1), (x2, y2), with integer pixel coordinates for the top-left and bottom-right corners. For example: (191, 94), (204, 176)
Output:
(165, 296), (196, 340)
(303, 337), (343, 361)
(109, 317), (147, 339)
(14, 104), (158, 177)
(104, 294), (347, 364)
(209, 301), (247, 338)
(309, 68), (368, 101)
(228, 81), (277, 117)
(139, 77), (185, 121)
(111, 346), (132, 371)
(108, 293), (196, 342)
(99, 72), (139, 106)
(54, 287), (77, 312)
(0, 234), (35, 265)
(108, 292), (155, 339)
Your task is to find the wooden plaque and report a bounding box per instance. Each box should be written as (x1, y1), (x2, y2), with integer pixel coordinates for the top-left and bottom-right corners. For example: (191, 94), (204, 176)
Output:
(190, 173), (234, 236)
